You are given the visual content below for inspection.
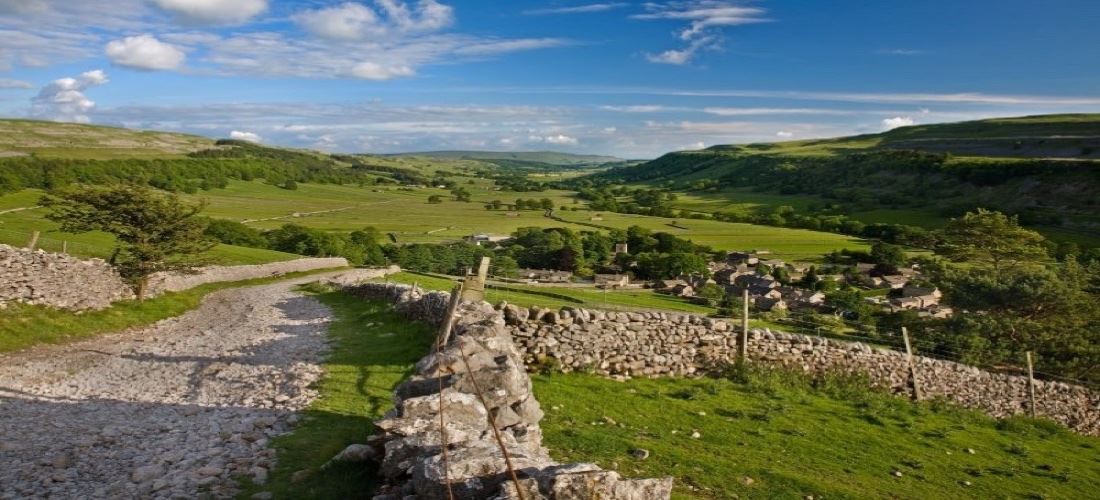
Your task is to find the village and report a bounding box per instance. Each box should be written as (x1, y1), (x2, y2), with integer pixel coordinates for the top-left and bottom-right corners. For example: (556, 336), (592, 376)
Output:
(511, 248), (952, 320)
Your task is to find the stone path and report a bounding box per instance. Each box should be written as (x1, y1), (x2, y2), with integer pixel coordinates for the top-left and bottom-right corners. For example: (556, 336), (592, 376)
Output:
(0, 272), (360, 499)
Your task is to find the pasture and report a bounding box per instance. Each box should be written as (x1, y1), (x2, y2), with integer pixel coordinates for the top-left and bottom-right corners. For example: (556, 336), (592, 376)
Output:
(0, 189), (298, 264)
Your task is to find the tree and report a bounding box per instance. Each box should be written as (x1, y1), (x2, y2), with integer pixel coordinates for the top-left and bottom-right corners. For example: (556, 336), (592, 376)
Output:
(41, 184), (215, 300)
(427, 195), (443, 204)
(939, 209), (1048, 275)
(451, 187), (471, 202)
(694, 283), (725, 306)
(282, 179), (298, 190)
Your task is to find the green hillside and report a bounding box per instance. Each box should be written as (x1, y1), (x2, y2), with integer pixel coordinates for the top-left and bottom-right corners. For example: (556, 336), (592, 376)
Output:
(587, 114), (1100, 248)
(0, 119), (215, 159)
(715, 114), (1100, 158)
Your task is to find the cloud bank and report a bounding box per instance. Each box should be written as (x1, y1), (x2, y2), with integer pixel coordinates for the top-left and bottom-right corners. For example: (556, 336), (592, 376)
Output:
(30, 69), (109, 123)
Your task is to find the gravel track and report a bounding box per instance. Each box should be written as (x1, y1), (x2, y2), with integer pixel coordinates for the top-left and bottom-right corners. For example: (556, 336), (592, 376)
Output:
(0, 272), (358, 499)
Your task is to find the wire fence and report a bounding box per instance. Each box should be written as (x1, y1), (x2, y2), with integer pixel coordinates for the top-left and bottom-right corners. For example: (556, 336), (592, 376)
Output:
(765, 312), (1097, 388)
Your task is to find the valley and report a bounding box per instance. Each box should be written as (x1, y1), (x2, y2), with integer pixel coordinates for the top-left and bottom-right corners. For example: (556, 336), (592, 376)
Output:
(1, 116), (1098, 499)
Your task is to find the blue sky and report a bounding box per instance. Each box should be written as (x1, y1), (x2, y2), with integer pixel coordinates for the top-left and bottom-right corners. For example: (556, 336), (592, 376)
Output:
(2, 0), (1099, 157)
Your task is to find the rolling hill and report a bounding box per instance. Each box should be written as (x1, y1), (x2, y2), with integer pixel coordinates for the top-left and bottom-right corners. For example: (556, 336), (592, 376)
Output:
(0, 119), (215, 159)
(589, 114), (1100, 247)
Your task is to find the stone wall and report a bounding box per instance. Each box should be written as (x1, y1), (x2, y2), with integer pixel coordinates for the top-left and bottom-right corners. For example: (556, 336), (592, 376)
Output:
(0, 244), (133, 310)
(503, 304), (1100, 437)
(145, 257), (351, 297)
(0, 244), (355, 311)
(343, 283), (673, 500)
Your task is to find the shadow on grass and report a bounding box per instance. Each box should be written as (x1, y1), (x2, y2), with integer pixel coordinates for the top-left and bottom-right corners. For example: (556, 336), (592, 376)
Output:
(237, 290), (434, 499)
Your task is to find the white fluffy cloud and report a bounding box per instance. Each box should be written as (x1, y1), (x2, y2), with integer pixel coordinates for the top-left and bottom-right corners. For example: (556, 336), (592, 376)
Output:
(105, 34), (185, 70)
(150, 0), (267, 25)
(350, 62), (415, 80)
(644, 34), (716, 65)
(229, 130), (262, 142)
(882, 116), (915, 130)
(295, 1), (454, 41)
(776, 130), (793, 138)
(30, 69), (108, 122)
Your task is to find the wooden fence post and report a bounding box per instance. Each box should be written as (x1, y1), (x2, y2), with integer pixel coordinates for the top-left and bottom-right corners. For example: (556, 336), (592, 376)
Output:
(901, 327), (922, 401)
(1026, 351), (1037, 418)
(739, 288), (749, 361)
(436, 283), (464, 348)
(62, 240), (68, 254)
(25, 230), (40, 250)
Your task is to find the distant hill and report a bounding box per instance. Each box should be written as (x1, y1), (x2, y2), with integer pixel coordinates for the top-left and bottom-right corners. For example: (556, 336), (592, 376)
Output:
(587, 114), (1100, 246)
(717, 114), (1100, 158)
(0, 119), (215, 159)
(387, 150), (623, 167)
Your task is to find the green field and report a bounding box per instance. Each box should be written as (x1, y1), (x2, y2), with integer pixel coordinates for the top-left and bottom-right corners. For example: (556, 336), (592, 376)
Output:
(2, 178), (872, 264)
(265, 292), (1100, 499)
(554, 209), (869, 261)
(176, 179), (866, 258)
(0, 190), (296, 264)
(536, 367), (1100, 499)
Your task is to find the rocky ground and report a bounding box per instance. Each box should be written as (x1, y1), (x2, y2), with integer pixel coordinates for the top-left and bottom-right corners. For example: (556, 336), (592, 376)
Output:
(0, 271), (370, 499)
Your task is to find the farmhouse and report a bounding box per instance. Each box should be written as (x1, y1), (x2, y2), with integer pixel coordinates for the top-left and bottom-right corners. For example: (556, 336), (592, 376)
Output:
(517, 268), (573, 283)
(467, 233), (511, 245)
(594, 274), (630, 288)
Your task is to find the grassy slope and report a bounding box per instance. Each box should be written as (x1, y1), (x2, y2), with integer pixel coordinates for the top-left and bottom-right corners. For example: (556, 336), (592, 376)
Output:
(0, 268), (346, 353)
(0, 189), (296, 264)
(238, 289), (435, 498)
(610, 115), (1100, 247)
(255, 292), (1100, 499)
(0, 119), (214, 159)
(536, 368), (1100, 499)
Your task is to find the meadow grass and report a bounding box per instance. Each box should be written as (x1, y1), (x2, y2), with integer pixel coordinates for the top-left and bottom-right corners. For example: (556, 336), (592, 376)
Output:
(250, 292), (1100, 499)
(534, 365), (1100, 499)
(236, 289), (435, 499)
(0, 268), (346, 353)
(0, 189), (300, 264)
(4, 180), (873, 262)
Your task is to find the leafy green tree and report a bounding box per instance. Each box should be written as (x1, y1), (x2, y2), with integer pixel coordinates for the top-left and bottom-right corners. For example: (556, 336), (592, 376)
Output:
(695, 283), (726, 306)
(939, 209), (1048, 275)
(41, 184), (215, 300)
(202, 218), (266, 248)
(451, 187), (471, 202)
(870, 241), (906, 272)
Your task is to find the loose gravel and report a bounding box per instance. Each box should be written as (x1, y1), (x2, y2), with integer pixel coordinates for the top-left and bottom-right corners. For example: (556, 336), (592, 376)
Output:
(0, 272), (359, 499)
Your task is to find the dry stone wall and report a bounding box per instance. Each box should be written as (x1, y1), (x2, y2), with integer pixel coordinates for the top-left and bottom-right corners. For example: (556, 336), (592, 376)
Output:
(0, 244), (356, 311)
(145, 257), (351, 296)
(0, 244), (133, 310)
(503, 304), (1100, 437)
(344, 283), (673, 500)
